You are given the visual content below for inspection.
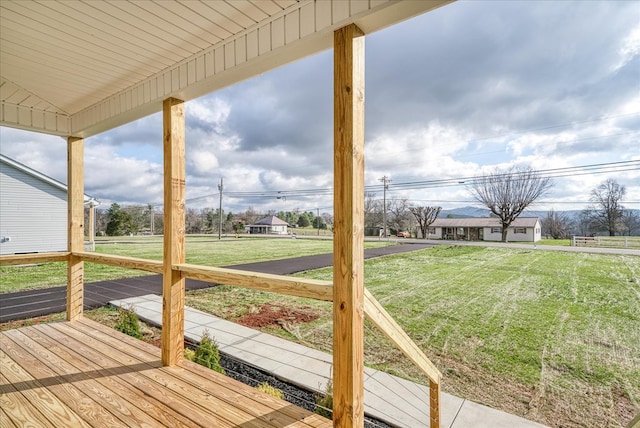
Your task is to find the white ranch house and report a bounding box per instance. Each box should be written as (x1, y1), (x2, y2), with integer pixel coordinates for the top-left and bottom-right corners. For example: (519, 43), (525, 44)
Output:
(425, 217), (542, 243)
(247, 215), (290, 235)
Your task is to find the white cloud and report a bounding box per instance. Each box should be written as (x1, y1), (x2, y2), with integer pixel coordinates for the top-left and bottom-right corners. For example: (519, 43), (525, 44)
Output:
(1, 1), (638, 215)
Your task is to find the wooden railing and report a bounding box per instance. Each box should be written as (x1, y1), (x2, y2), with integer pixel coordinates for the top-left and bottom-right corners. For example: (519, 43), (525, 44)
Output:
(0, 252), (69, 266)
(177, 261), (442, 426)
(0, 252), (443, 427)
(74, 251), (163, 273)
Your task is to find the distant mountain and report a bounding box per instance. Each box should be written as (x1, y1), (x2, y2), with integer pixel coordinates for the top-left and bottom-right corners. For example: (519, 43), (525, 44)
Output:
(440, 207), (638, 220)
(439, 206), (489, 218)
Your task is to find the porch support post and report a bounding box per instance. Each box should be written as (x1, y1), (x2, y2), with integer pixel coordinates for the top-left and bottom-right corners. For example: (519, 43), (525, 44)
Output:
(162, 97), (186, 366)
(67, 136), (84, 321)
(88, 202), (95, 246)
(333, 23), (365, 427)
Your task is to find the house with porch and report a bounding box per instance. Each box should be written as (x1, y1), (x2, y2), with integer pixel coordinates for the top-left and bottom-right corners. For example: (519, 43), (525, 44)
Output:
(426, 217), (542, 242)
(248, 215), (290, 235)
(0, 1), (452, 427)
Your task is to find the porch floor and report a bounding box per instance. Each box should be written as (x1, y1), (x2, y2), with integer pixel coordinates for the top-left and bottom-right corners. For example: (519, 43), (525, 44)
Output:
(0, 318), (331, 428)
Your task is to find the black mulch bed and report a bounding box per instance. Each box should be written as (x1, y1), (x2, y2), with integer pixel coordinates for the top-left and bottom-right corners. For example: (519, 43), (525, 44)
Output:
(202, 349), (393, 428)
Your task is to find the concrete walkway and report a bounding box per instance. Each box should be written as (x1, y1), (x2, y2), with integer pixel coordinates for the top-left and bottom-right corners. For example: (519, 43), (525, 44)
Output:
(111, 294), (548, 428)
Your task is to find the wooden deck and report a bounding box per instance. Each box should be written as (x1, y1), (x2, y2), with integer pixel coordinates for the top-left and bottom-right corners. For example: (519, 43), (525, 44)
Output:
(0, 318), (332, 428)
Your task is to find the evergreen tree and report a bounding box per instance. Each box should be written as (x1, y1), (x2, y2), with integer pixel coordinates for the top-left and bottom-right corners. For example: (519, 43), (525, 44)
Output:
(105, 203), (136, 236)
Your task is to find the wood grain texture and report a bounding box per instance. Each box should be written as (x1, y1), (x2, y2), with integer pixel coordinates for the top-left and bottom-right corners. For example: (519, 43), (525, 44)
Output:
(333, 23), (366, 428)
(74, 251), (163, 273)
(176, 263), (333, 301)
(67, 136), (84, 321)
(430, 379), (441, 428)
(162, 97), (186, 366)
(0, 252), (69, 266)
(0, 320), (330, 428)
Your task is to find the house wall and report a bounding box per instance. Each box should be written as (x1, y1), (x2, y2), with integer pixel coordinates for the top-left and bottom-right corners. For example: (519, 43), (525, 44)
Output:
(0, 163), (67, 254)
(248, 225), (288, 235)
(425, 222), (541, 242)
(483, 225), (540, 242)
(272, 225), (287, 234)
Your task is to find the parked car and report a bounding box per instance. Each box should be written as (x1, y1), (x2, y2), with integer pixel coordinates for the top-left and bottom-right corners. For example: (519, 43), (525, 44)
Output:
(397, 231), (410, 238)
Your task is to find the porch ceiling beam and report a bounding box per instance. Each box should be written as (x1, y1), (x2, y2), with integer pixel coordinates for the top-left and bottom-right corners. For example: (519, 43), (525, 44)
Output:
(332, 23), (365, 428)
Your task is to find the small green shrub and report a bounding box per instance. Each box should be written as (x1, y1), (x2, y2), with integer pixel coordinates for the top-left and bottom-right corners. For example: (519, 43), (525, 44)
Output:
(194, 330), (225, 375)
(114, 307), (142, 339)
(184, 348), (196, 361)
(256, 382), (284, 399)
(315, 379), (333, 419)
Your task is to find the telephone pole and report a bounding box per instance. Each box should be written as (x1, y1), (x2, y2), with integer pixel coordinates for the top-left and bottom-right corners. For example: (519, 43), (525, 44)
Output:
(379, 176), (391, 238)
(218, 177), (223, 240)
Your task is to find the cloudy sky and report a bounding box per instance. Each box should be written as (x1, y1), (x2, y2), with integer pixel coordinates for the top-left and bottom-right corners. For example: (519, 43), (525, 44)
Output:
(1, 0), (639, 216)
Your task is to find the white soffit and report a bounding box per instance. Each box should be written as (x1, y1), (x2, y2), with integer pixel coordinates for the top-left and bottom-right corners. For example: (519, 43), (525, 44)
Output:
(0, 0), (452, 138)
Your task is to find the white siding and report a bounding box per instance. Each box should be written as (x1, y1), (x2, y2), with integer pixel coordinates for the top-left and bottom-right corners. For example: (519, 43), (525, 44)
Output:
(484, 226), (540, 242)
(0, 162), (67, 254)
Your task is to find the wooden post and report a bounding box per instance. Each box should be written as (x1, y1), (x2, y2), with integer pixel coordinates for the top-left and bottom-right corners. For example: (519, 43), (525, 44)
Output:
(333, 23), (365, 428)
(88, 202), (95, 245)
(67, 137), (84, 321)
(162, 97), (186, 366)
(430, 379), (441, 428)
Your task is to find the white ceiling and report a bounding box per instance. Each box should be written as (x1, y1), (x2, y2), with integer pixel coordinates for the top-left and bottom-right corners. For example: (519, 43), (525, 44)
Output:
(0, 0), (451, 139)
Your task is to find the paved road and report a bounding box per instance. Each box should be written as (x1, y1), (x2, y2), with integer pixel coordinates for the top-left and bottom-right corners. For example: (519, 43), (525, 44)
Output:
(0, 243), (432, 323)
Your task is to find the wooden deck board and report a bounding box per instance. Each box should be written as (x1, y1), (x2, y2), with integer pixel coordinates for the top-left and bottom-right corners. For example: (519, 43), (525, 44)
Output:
(76, 318), (331, 427)
(0, 320), (332, 428)
(9, 325), (184, 428)
(1, 331), (128, 428)
(29, 323), (195, 428)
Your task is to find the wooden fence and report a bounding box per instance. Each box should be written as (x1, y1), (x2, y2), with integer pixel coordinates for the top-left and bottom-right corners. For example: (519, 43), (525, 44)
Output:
(572, 236), (640, 249)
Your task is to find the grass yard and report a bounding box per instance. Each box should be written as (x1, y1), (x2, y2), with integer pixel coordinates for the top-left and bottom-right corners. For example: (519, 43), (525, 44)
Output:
(0, 237), (391, 293)
(184, 245), (640, 428)
(2, 238), (638, 427)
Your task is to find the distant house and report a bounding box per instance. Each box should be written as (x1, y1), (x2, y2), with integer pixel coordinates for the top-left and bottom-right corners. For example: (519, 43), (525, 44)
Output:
(424, 217), (542, 242)
(0, 154), (96, 255)
(247, 216), (289, 235)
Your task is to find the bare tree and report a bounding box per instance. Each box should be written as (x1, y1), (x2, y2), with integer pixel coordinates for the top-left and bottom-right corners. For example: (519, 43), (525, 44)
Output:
(409, 206), (442, 239)
(243, 207), (262, 226)
(185, 208), (201, 234)
(541, 209), (571, 239)
(364, 192), (382, 229)
(321, 212), (334, 232)
(470, 166), (552, 242)
(388, 199), (411, 234)
(620, 209), (639, 236)
(585, 178), (626, 236)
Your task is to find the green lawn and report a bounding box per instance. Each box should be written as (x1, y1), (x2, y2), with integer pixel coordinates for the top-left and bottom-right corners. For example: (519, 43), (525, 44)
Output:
(185, 245), (640, 428)
(0, 237), (390, 293)
(2, 239), (638, 427)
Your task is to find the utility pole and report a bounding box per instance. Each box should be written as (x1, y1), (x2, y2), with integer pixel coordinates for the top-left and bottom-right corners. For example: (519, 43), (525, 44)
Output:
(317, 207), (320, 236)
(150, 205), (154, 235)
(218, 177), (223, 240)
(379, 176), (391, 238)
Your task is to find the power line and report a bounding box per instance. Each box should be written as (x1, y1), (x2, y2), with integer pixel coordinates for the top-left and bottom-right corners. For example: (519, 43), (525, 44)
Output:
(153, 159), (638, 207)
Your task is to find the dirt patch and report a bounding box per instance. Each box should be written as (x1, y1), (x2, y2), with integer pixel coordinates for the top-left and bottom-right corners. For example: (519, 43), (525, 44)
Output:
(235, 304), (320, 329)
(0, 314), (65, 331)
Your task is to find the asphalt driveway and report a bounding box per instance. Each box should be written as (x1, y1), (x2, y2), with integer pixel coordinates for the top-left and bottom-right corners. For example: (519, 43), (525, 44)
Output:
(0, 243), (432, 323)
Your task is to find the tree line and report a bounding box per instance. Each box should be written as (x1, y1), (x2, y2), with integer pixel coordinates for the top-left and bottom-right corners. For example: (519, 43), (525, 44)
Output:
(88, 205), (331, 237)
(88, 168), (636, 240)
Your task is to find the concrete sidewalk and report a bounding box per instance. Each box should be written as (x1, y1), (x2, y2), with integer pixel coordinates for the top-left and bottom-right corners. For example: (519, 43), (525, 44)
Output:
(111, 294), (548, 428)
